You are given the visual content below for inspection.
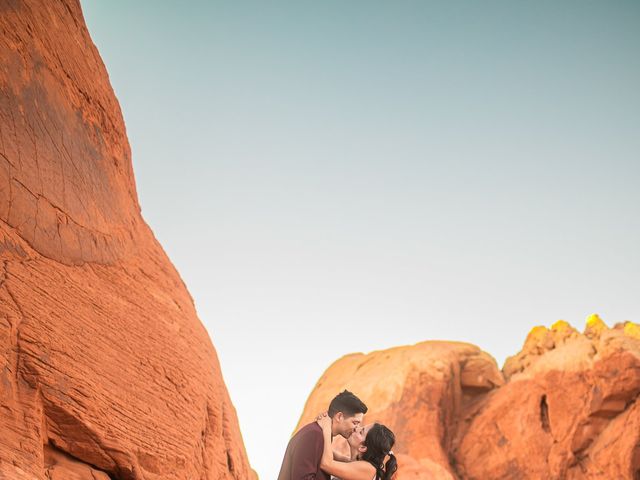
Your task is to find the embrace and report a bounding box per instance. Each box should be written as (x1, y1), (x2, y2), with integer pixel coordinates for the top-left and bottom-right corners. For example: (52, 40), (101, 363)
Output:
(277, 391), (397, 480)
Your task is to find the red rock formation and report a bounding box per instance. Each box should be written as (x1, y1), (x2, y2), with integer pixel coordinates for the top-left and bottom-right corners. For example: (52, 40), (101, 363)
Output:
(296, 342), (504, 479)
(297, 315), (640, 479)
(457, 317), (640, 480)
(0, 1), (253, 479)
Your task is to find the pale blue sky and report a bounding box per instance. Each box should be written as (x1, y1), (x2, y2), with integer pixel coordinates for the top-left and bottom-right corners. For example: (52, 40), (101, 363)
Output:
(81, 2), (639, 478)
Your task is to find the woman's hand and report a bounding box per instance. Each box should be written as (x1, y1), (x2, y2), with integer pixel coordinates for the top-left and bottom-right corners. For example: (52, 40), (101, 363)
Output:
(315, 412), (331, 433)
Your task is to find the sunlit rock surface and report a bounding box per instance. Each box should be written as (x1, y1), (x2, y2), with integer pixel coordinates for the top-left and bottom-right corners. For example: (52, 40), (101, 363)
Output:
(298, 316), (640, 479)
(0, 1), (253, 479)
(297, 341), (504, 479)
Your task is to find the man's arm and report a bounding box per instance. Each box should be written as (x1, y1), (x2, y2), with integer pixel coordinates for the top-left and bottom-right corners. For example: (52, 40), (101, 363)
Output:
(290, 428), (324, 480)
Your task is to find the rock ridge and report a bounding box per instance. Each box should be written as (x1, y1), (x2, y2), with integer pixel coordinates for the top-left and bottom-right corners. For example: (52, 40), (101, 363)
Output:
(298, 314), (640, 479)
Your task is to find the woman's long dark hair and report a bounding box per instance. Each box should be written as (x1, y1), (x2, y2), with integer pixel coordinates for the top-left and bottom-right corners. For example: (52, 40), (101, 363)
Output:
(361, 423), (397, 480)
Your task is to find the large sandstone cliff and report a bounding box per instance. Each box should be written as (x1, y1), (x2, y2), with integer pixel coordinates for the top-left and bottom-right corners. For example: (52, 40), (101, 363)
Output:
(298, 315), (640, 479)
(0, 1), (253, 479)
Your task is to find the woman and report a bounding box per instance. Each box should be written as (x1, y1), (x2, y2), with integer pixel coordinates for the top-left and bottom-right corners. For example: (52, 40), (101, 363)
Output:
(316, 414), (397, 480)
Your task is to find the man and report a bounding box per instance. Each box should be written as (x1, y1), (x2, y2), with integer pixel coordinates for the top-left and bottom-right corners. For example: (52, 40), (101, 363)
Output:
(277, 390), (368, 480)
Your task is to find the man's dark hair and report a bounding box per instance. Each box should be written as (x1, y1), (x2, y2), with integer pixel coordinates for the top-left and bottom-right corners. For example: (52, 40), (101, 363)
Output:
(328, 390), (368, 417)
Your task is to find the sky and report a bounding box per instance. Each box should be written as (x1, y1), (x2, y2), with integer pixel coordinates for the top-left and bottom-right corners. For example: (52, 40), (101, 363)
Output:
(80, 1), (640, 478)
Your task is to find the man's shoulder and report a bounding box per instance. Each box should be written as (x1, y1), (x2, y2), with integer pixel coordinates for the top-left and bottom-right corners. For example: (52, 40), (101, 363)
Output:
(292, 422), (323, 442)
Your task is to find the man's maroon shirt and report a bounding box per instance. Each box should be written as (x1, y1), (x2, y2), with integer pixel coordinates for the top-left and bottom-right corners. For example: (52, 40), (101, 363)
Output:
(277, 422), (330, 480)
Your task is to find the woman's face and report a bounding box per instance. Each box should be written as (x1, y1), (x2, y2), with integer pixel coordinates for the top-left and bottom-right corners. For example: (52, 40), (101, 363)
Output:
(347, 423), (373, 450)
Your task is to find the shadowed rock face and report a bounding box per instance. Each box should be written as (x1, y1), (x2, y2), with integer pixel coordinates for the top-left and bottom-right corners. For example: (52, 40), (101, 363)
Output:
(298, 316), (640, 480)
(0, 1), (253, 479)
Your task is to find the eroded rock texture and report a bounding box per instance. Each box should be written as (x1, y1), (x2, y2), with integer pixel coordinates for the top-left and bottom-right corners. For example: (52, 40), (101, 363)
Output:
(297, 342), (504, 479)
(298, 315), (640, 479)
(0, 1), (253, 479)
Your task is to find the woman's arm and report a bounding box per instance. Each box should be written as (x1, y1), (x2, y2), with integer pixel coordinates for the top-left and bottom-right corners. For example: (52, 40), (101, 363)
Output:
(317, 415), (376, 480)
(333, 452), (351, 462)
(313, 414), (349, 462)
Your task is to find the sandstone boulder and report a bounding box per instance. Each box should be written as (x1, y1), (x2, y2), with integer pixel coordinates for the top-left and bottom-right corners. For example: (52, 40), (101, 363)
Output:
(295, 341), (504, 479)
(455, 318), (640, 479)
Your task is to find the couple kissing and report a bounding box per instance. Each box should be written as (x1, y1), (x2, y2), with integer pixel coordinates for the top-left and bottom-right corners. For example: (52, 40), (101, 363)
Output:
(278, 390), (397, 480)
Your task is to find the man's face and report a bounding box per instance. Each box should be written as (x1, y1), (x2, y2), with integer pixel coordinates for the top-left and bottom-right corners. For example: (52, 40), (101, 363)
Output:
(335, 412), (364, 439)
(347, 423), (373, 450)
